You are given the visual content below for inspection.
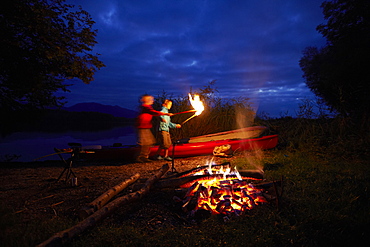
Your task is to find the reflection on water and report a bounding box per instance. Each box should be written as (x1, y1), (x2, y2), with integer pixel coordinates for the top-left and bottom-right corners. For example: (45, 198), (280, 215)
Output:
(0, 126), (137, 162)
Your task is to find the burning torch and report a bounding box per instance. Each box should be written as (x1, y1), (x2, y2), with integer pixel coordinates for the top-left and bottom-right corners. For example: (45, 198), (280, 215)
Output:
(172, 110), (196, 115)
(180, 94), (204, 125)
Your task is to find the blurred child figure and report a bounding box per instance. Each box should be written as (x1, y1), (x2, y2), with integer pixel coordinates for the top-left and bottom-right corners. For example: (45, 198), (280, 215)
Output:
(136, 95), (172, 163)
(154, 99), (181, 161)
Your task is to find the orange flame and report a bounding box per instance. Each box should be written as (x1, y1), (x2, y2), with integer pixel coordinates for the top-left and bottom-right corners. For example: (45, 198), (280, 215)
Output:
(183, 162), (267, 215)
(188, 94), (204, 116)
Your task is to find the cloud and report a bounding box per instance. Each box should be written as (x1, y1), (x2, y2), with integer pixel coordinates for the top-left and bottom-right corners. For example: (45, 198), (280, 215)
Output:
(64, 0), (326, 117)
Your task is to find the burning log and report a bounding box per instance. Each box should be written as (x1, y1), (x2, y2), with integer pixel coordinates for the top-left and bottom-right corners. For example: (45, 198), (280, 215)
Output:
(155, 171), (263, 189)
(184, 181), (200, 198)
(155, 175), (205, 189)
(164, 162), (232, 179)
(78, 173), (140, 219)
(165, 162), (264, 180)
(37, 164), (169, 247)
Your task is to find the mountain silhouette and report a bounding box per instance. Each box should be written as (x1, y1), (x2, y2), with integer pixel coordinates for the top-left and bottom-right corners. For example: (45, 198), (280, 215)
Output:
(64, 102), (138, 118)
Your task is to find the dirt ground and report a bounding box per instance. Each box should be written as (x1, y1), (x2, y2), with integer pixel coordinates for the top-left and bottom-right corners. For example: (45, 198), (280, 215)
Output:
(0, 154), (249, 226)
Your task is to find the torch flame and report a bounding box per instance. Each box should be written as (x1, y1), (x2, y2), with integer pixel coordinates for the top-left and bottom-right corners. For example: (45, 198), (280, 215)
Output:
(188, 94), (204, 116)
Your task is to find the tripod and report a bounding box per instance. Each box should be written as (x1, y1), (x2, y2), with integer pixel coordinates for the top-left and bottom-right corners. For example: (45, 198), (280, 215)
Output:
(170, 139), (185, 173)
(54, 147), (78, 183)
(170, 142), (177, 173)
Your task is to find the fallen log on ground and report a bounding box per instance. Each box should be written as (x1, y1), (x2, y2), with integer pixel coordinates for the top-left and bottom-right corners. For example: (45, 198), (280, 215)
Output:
(37, 164), (169, 247)
(78, 173), (140, 220)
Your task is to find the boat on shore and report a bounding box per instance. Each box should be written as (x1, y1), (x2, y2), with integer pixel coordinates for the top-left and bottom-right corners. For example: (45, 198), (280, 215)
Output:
(62, 126), (278, 161)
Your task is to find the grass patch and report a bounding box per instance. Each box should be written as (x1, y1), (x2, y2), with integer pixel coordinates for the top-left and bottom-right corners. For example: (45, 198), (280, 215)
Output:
(2, 95), (370, 246)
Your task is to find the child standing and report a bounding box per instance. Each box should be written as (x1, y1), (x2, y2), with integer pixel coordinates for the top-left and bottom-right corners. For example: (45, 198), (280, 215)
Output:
(136, 95), (172, 163)
(154, 99), (181, 161)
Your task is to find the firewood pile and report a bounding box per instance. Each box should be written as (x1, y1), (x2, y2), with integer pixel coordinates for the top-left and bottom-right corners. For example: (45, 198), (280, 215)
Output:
(37, 164), (169, 247)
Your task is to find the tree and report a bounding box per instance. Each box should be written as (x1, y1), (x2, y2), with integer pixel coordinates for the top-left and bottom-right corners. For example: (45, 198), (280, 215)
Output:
(299, 0), (370, 126)
(0, 0), (105, 111)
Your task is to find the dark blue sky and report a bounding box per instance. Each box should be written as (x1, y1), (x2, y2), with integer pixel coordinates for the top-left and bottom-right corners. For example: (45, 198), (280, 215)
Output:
(62, 0), (326, 117)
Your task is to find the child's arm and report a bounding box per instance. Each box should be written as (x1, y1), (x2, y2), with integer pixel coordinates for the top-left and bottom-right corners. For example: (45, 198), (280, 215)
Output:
(168, 121), (181, 129)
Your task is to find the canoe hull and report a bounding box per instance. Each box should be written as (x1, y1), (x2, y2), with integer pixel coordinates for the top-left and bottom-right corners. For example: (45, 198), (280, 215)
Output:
(79, 134), (278, 161)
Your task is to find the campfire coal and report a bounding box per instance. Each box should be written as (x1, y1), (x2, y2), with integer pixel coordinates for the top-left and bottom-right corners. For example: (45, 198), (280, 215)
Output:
(173, 161), (273, 218)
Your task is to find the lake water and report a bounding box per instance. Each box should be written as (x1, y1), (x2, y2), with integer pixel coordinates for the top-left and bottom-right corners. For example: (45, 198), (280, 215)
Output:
(0, 126), (137, 162)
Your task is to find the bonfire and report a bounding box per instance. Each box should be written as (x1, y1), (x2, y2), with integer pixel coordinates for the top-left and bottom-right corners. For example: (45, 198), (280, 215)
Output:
(173, 161), (271, 219)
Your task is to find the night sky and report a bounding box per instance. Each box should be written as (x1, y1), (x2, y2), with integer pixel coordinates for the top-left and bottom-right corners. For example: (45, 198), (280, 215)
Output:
(61, 0), (326, 117)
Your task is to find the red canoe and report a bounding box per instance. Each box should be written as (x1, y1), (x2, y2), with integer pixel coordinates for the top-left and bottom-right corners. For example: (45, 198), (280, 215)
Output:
(73, 126), (278, 161)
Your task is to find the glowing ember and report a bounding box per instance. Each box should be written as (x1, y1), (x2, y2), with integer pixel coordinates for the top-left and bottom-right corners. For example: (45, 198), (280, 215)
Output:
(193, 178), (267, 215)
(181, 162), (267, 216)
(188, 94), (204, 116)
